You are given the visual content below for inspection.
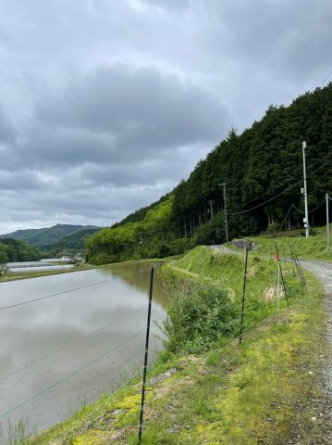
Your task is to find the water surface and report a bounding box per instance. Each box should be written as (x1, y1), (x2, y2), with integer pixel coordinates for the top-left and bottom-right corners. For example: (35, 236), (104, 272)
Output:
(0, 262), (167, 437)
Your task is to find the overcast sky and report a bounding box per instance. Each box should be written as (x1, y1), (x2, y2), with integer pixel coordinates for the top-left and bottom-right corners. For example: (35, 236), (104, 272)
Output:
(0, 0), (331, 234)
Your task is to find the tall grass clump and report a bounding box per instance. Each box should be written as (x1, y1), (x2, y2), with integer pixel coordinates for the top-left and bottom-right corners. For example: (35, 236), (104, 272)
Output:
(163, 278), (237, 354)
(0, 418), (33, 445)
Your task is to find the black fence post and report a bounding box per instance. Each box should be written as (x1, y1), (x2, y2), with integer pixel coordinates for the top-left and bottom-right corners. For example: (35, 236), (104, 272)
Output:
(275, 243), (289, 307)
(239, 246), (249, 343)
(138, 265), (154, 444)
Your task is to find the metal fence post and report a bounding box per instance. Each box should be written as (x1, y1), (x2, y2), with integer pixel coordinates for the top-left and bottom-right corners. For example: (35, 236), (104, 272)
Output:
(239, 246), (249, 343)
(138, 265), (154, 444)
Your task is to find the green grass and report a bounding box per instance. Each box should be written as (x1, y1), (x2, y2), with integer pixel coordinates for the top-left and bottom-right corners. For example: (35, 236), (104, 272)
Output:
(244, 224), (332, 260)
(164, 245), (304, 309)
(11, 247), (331, 444)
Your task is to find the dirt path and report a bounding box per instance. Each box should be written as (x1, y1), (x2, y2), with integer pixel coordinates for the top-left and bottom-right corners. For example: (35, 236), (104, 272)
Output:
(210, 244), (243, 255)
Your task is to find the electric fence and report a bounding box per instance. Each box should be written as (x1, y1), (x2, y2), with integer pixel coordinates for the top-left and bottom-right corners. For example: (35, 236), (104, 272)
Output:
(288, 244), (308, 291)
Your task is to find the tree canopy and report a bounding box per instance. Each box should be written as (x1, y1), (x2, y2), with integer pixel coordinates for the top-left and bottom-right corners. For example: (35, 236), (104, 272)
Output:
(0, 238), (40, 263)
(86, 84), (332, 264)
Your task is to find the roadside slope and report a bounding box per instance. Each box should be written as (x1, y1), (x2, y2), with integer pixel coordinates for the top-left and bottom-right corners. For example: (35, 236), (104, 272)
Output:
(25, 246), (332, 445)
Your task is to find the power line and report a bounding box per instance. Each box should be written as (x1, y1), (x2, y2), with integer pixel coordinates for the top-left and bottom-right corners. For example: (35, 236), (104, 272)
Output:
(292, 199), (325, 215)
(0, 267), (152, 312)
(278, 199), (325, 233)
(0, 327), (148, 421)
(320, 68), (332, 88)
(229, 158), (331, 216)
(0, 302), (150, 385)
(278, 204), (294, 233)
(237, 152), (331, 208)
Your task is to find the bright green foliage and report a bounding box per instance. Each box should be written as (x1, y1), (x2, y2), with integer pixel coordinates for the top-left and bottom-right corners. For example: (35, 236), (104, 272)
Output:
(163, 279), (237, 353)
(0, 238), (40, 262)
(24, 250), (328, 445)
(86, 85), (332, 262)
(85, 196), (183, 264)
(162, 246), (304, 354)
(246, 224), (332, 260)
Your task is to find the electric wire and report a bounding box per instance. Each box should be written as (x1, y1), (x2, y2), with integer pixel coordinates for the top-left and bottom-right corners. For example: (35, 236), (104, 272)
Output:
(229, 158), (331, 216)
(0, 302), (150, 385)
(64, 367), (143, 440)
(278, 204), (295, 233)
(0, 296), (283, 424)
(234, 152), (332, 209)
(292, 199), (325, 214)
(0, 326), (148, 421)
(0, 255), (292, 429)
(0, 267), (152, 312)
(320, 68), (332, 87)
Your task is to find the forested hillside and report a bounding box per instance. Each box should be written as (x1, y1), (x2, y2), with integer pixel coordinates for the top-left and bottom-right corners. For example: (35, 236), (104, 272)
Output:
(86, 84), (332, 264)
(0, 224), (99, 247)
(172, 85), (332, 241)
(86, 196), (193, 264)
(40, 228), (100, 257)
(0, 238), (40, 263)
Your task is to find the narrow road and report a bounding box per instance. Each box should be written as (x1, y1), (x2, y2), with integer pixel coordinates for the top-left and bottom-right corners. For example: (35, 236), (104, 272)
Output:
(301, 259), (332, 296)
(211, 244), (332, 442)
(300, 260), (332, 389)
(210, 244), (243, 255)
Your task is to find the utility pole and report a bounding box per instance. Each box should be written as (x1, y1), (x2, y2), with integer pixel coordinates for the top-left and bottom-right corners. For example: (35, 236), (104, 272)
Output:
(207, 200), (214, 219)
(222, 182), (229, 243)
(302, 141), (309, 237)
(327, 193), (330, 255)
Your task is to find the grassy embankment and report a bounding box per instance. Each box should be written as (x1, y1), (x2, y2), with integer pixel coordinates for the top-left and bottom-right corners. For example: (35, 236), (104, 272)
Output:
(239, 224), (332, 261)
(14, 245), (330, 445)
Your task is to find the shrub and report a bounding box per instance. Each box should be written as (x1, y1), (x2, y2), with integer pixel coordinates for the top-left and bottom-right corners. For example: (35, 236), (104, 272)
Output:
(163, 278), (237, 353)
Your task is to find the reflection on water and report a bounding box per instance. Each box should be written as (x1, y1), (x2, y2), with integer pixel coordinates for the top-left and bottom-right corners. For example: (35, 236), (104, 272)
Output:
(0, 261), (168, 437)
(9, 265), (74, 273)
(99, 263), (168, 307)
(7, 259), (75, 273)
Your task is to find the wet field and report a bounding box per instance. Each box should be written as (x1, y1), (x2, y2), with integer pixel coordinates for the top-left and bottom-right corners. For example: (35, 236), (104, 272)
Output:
(0, 262), (167, 438)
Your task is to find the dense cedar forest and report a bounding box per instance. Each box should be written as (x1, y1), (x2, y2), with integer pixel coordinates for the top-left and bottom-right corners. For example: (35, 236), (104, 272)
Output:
(86, 85), (332, 265)
(0, 238), (40, 264)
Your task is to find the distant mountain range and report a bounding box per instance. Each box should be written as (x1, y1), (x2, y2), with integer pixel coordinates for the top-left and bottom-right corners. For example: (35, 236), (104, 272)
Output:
(48, 227), (101, 251)
(0, 224), (100, 248)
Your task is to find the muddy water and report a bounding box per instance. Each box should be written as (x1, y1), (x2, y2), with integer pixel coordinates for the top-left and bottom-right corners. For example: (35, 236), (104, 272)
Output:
(0, 262), (168, 438)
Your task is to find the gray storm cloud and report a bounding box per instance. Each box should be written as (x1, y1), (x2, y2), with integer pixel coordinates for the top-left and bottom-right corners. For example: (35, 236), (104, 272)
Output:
(0, 105), (17, 143)
(31, 65), (229, 164)
(0, 0), (331, 233)
(141, 0), (190, 11)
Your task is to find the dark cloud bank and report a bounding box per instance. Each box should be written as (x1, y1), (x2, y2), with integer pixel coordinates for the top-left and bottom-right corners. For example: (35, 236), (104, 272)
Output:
(0, 0), (331, 233)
